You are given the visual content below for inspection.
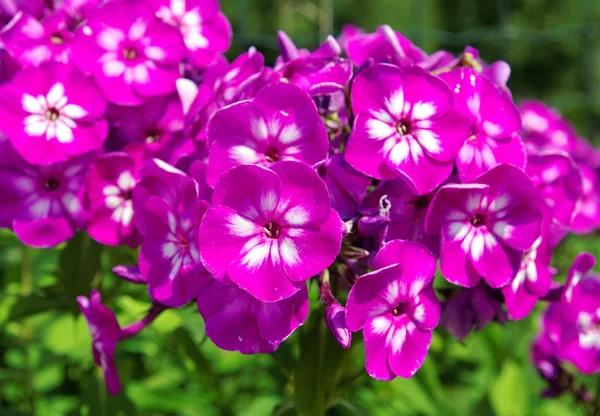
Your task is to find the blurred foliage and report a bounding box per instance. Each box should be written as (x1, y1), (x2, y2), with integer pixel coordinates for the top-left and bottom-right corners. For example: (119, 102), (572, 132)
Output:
(2, 0), (600, 415)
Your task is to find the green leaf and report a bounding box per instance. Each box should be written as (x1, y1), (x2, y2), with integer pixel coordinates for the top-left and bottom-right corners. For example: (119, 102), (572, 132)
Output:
(294, 310), (346, 416)
(490, 360), (529, 416)
(9, 293), (68, 320)
(58, 233), (102, 313)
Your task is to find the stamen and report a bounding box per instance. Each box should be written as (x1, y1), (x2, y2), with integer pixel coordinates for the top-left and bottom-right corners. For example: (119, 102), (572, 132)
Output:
(45, 108), (60, 122)
(44, 177), (60, 191)
(263, 221), (281, 239)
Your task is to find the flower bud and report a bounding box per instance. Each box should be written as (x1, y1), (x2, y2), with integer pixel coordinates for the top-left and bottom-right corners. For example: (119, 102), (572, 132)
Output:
(325, 302), (352, 349)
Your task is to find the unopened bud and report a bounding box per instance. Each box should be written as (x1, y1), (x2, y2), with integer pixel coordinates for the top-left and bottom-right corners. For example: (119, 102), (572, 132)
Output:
(325, 302), (352, 349)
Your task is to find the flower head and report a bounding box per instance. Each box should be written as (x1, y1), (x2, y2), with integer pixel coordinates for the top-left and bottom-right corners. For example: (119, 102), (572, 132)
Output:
(199, 161), (344, 302)
(72, 1), (185, 105)
(346, 63), (469, 194)
(439, 68), (525, 182)
(150, 0), (232, 68)
(0, 62), (107, 165)
(86, 151), (142, 247)
(345, 240), (440, 380)
(206, 82), (329, 186)
(0, 139), (92, 247)
(426, 164), (545, 288)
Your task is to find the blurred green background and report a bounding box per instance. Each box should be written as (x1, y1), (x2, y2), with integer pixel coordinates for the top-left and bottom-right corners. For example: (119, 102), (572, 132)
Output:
(1, 0), (600, 415)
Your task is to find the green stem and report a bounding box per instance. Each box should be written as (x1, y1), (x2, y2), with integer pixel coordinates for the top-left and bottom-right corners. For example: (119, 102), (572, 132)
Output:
(21, 246), (35, 415)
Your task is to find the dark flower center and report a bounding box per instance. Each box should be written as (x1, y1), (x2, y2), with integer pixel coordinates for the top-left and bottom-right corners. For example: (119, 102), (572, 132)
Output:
(396, 119), (411, 135)
(44, 177), (60, 191)
(265, 146), (280, 163)
(391, 303), (407, 317)
(145, 131), (160, 143)
(122, 190), (132, 200)
(470, 214), (485, 227)
(122, 48), (137, 60)
(263, 221), (281, 239)
(50, 33), (64, 45)
(414, 195), (429, 211)
(45, 108), (60, 122)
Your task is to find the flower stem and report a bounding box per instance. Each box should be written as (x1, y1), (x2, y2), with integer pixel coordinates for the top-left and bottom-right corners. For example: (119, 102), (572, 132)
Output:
(119, 304), (165, 340)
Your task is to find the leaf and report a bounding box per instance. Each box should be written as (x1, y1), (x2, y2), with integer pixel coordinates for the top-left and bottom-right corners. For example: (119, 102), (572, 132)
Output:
(9, 294), (68, 320)
(294, 310), (346, 416)
(490, 360), (529, 416)
(58, 232), (102, 313)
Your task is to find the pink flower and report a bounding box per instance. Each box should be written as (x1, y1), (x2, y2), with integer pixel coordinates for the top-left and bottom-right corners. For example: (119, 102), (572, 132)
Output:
(199, 161), (344, 302)
(560, 253), (600, 374)
(572, 165), (600, 234)
(438, 68), (525, 182)
(345, 240), (440, 380)
(106, 93), (185, 158)
(425, 164), (545, 288)
(206, 82), (329, 186)
(134, 159), (211, 307)
(0, 139), (92, 247)
(1, 12), (73, 67)
(346, 63), (469, 194)
(525, 151), (583, 241)
(501, 214), (554, 320)
(71, 0), (185, 105)
(86, 151), (142, 247)
(150, 0), (232, 68)
(77, 290), (122, 395)
(275, 31), (352, 96)
(197, 278), (308, 354)
(344, 25), (427, 67)
(520, 100), (578, 155)
(0, 62), (108, 165)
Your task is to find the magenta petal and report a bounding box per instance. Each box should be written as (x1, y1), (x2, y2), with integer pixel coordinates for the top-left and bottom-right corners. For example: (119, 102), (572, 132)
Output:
(407, 285), (440, 331)
(257, 285), (308, 344)
(502, 281), (539, 320)
(373, 239), (436, 281)
(439, 234), (481, 288)
(350, 63), (404, 116)
(469, 235), (518, 289)
(363, 315), (396, 381)
(211, 164), (281, 223)
(13, 216), (76, 248)
(280, 208), (343, 282)
(388, 318), (432, 378)
(345, 264), (402, 331)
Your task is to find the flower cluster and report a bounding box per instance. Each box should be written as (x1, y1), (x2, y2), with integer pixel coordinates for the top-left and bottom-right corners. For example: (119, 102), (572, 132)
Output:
(0, 0), (598, 395)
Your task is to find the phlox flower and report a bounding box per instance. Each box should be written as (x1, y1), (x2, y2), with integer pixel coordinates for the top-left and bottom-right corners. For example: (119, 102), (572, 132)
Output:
(345, 240), (440, 380)
(199, 161), (344, 302)
(0, 62), (107, 165)
(346, 63), (469, 194)
(206, 82), (329, 186)
(425, 164), (545, 288)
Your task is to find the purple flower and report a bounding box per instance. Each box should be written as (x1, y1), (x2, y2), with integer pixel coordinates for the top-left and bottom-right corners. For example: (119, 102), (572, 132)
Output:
(560, 253), (600, 374)
(345, 240), (440, 380)
(325, 302), (352, 349)
(346, 63), (469, 194)
(197, 278), (308, 354)
(106, 93), (185, 158)
(438, 68), (525, 182)
(86, 151), (142, 247)
(318, 153), (371, 220)
(0, 62), (108, 165)
(344, 25), (427, 67)
(501, 216), (554, 320)
(77, 290), (122, 395)
(134, 159), (211, 307)
(359, 176), (439, 254)
(525, 151), (583, 240)
(276, 31), (352, 96)
(150, 0), (232, 68)
(206, 82), (329, 186)
(1, 12), (73, 67)
(572, 165), (600, 234)
(426, 164), (544, 288)
(440, 283), (506, 340)
(199, 161), (344, 302)
(0, 139), (92, 247)
(71, 1), (185, 105)
(520, 100), (578, 155)
(184, 47), (267, 141)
